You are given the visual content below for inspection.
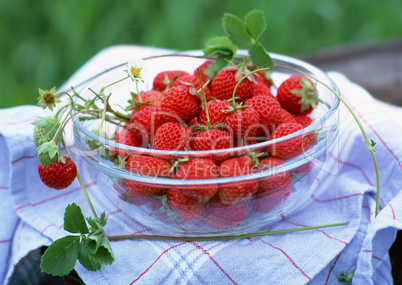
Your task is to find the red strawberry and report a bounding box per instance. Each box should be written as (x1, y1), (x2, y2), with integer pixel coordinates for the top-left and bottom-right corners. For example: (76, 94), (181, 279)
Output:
(224, 107), (259, 143)
(153, 122), (194, 151)
(250, 188), (290, 213)
(110, 128), (141, 157)
(193, 129), (233, 163)
(130, 106), (163, 144)
(166, 189), (204, 222)
(245, 95), (282, 137)
(257, 157), (292, 194)
(203, 195), (248, 229)
(38, 156), (77, 190)
(276, 75), (319, 115)
(194, 60), (216, 86)
(294, 114), (313, 127)
(132, 90), (164, 111)
(121, 155), (170, 203)
(254, 70), (273, 89)
(254, 81), (274, 98)
(172, 158), (219, 203)
(198, 100), (230, 126)
(173, 74), (212, 102)
(281, 108), (298, 124)
(153, 70), (189, 92)
(193, 129), (233, 152)
(218, 155), (259, 205)
(267, 122), (314, 159)
(125, 155), (170, 177)
(160, 85), (201, 124)
(211, 66), (255, 101)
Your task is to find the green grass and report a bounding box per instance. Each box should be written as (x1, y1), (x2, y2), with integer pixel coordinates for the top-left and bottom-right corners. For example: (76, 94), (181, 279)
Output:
(1, 0), (401, 108)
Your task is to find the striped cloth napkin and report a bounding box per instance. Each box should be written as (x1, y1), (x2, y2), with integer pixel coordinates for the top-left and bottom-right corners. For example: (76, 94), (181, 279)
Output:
(1, 45), (401, 285)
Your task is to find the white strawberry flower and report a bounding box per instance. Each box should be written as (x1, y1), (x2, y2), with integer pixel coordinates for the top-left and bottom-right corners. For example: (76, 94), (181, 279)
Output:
(126, 58), (148, 81)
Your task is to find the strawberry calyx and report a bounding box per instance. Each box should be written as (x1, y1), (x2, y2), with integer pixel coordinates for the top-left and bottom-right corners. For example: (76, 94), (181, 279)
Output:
(170, 156), (190, 174)
(290, 78), (322, 113)
(192, 122), (225, 134)
(86, 128), (108, 150)
(37, 141), (60, 167)
(127, 92), (156, 111)
(150, 194), (179, 222)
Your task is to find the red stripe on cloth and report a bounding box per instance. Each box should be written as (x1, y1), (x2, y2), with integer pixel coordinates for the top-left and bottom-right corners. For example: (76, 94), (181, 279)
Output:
(11, 155), (37, 164)
(6, 118), (38, 125)
(13, 222), (26, 266)
(42, 224), (57, 234)
(343, 96), (402, 168)
(15, 181), (97, 211)
(312, 193), (363, 203)
(284, 220), (348, 245)
(0, 186), (9, 190)
(325, 252), (341, 285)
(105, 209), (122, 218)
(0, 239), (12, 244)
(190, 241), (238, 285)
(362, 249), (381, 260)
(389, 204), (396, 220)
(328, 152), (373, 186)
(130, 241), (188, 284)
(259, 238), (311, 281)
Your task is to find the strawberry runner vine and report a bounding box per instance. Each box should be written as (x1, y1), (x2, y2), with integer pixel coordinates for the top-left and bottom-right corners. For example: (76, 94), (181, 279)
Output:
(33, 10), (379, 281)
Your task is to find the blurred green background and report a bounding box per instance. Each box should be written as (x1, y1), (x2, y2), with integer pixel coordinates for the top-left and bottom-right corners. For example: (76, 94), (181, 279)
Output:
(1, 0), (401, 108)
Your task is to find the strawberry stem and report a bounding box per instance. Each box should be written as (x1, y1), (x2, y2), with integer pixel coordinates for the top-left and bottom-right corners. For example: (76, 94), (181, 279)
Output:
(196, 68), (211, 128)
(231, 66), (270, 107)
(107, 222), (348, 241)
(277, 65), (380, 217)
(62, 138), (98, 219)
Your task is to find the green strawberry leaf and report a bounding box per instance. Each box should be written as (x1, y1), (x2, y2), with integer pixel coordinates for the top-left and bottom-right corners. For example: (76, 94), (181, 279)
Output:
(83, 233), (114, 265)
(77, 241), (102, 271)
(64, 203), (89, 235)
(203, 36), (237, 71)
(222, 13), (252, 48)
(245, 10), (266, 41)
(86, 216), (99, 230)
(248, 42), (274, 69)
(40, 235), (80, 276)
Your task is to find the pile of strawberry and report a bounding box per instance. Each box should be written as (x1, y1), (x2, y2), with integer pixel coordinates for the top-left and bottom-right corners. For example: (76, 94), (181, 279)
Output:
(109, 59), (319, 230)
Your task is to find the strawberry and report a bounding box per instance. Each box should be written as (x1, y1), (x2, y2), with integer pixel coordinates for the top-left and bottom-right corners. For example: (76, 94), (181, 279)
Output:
(166, 189), (204, 222)
(173, 74), (212, 102)
(160, 85), (201, 124)
(267, 122), (314, 159)
(131, 90), (164, 111)
(193, 129), (233, 152)
(153, 70), (189, 92)
(224, 107), (259, 143)
(203, 195), (248, 229)
(250, 188), (290, 213)
(110, 128), (141, 157)
(153, 122), (194, 151)
(172, 158), (219, 203)
(125, 155), (170, 177)
(194, 60), (216, 86)
(121, 155), (170, 202)
(198, 100), (230, 126)
(218, 155), (259, 205)
(294, 114), (313, 127)
(38, 156), (77, 190)
(254, 81), (274, 98)
(257, 157), (292, 194)
(245, 95), (282, 137)
(130, 106), (163, 144)
(211, 66), (255, 101)
(254, 70), (273, 89)
(115, 182), (150, 206)
(276, 75), (319, 115)
(281, 108), (298, 124)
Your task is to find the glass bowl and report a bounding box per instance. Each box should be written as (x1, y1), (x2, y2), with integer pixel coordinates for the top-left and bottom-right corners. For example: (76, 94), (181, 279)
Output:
(71, 53), (340, 237)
